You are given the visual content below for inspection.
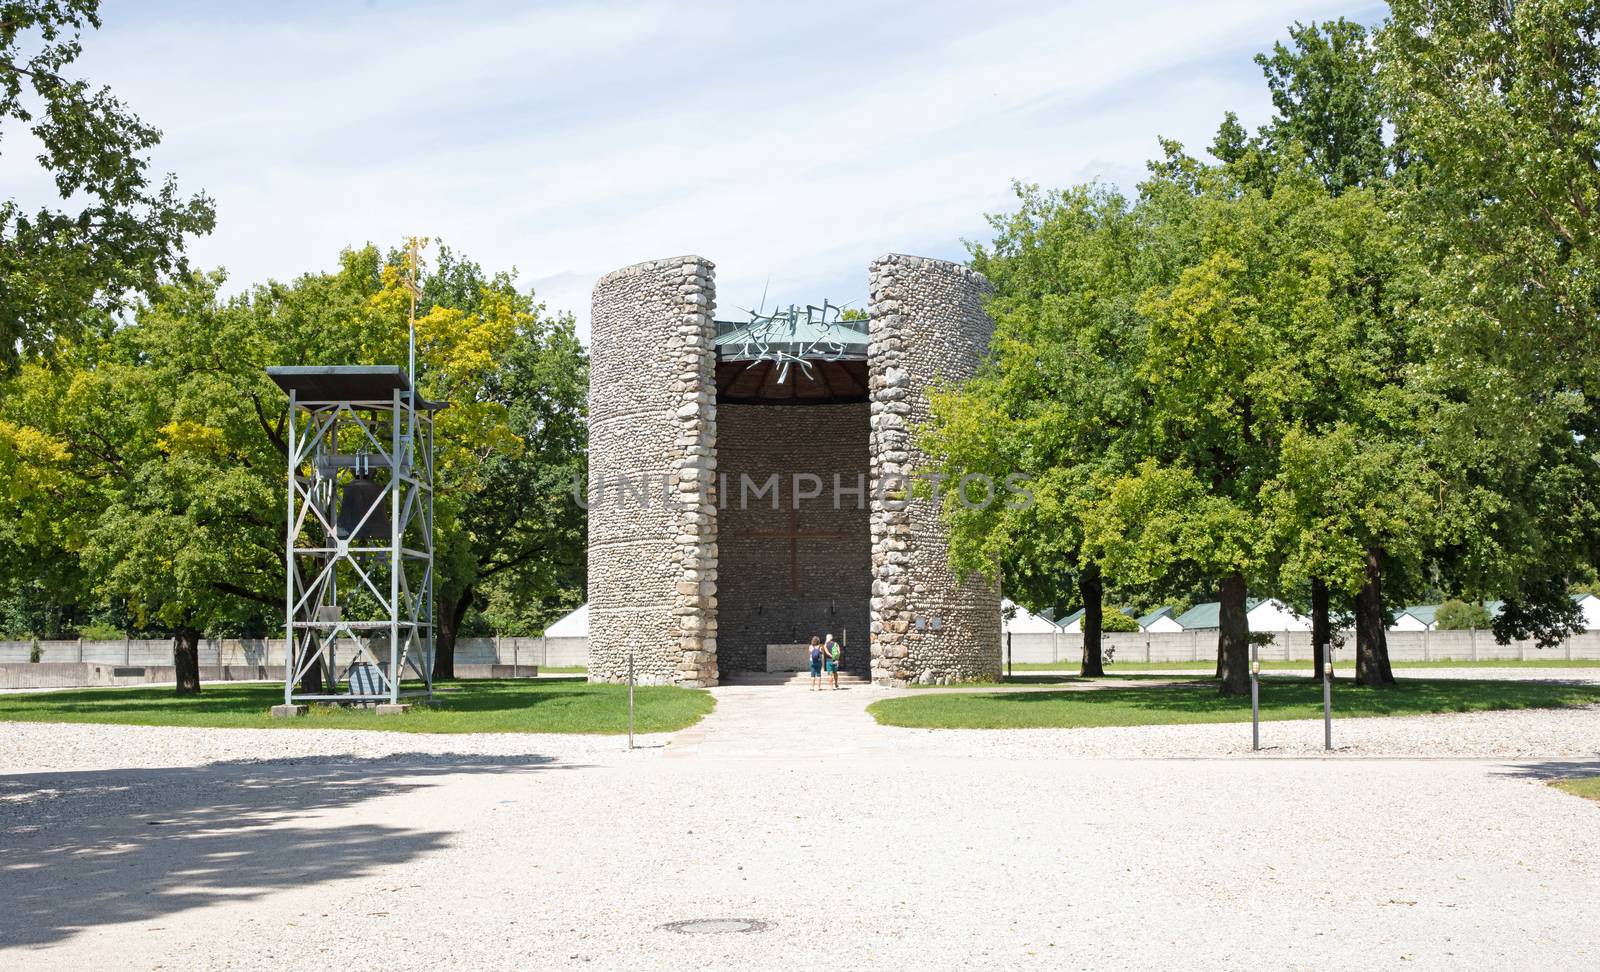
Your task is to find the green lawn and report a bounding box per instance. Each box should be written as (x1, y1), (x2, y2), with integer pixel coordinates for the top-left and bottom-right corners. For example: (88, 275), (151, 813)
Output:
(902, 673), (1195, 688)
(1008, 658), (1600, 672)
(869, 676), (1600, 729)
(0, 678), (714, 734)
(538, 665), (588, 674)
(1552, 776), (1600, 803)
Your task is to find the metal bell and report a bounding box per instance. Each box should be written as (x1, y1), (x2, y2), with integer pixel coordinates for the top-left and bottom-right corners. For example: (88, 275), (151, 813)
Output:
(337, 475), (389, 541)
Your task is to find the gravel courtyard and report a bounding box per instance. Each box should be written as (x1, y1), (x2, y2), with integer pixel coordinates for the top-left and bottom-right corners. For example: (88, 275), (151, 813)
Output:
(3, 682), (1598, 971)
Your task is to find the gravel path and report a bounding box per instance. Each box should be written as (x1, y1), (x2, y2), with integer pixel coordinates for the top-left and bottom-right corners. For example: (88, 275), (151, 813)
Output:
(0, 721), (665, 775)
(3, 685), (1599, 970)
(910, 704), (1600, 760)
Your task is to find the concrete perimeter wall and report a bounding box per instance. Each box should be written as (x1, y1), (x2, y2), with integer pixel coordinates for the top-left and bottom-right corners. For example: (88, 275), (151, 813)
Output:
(0, 664), (288, 689)
(7, 629), (1593, 687)
(0, 638), (284, 666)
(0, 636), (589, 667)
(1004, 630), (1600, 665)
(0, 637), (591, 688)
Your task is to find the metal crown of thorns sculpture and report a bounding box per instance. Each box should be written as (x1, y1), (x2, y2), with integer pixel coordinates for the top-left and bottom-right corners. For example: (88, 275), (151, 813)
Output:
(266, 238), (444, 707)
(726, 298), (862, 383)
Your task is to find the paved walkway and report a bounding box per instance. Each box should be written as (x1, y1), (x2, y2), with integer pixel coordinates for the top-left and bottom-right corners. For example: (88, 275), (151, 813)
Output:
(664, 677), (1210, 761)
(666, 681), (896, 760)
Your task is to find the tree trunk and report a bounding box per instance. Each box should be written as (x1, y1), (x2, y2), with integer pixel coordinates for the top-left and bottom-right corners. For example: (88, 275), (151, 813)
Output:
(1311, 577), (1331, 679)
(173, 625), (202, 696)
(299, 650), (330, 695)
(1217, 572), (1251, 695)
(1354, 546), (1395, 686)
(1080, 565), (1105, 677)
(434, 586), (473, 681)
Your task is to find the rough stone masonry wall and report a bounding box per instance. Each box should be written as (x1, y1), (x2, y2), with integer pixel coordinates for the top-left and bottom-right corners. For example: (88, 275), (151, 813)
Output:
(867, 254), (1002, 686)
(587, 257), (719, 687)
(715, 403), (872, 674)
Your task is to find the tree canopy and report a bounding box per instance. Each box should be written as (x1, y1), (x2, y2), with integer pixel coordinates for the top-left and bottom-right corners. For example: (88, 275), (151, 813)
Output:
(1, 0), (215, 373)
(924, 5), (1600, 690)
(0, 242), (587, 689)
(1380, 0), (1600, 646)
(924, 181), (1155, 676)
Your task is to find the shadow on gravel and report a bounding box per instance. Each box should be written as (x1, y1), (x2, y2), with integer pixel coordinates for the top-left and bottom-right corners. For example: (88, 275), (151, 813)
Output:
(1491, 759), (1600, 782)
(0, 753), (567, 947)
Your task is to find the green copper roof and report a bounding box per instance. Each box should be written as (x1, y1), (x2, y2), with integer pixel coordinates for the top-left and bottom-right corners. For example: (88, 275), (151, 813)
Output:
(714, 316), (867, 361)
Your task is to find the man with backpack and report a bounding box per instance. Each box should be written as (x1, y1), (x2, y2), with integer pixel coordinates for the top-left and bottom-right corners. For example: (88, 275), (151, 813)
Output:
(823, 632), (841, 690)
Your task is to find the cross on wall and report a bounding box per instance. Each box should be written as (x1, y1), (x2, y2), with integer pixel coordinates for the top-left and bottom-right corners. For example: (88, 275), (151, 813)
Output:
(735, 506), (851, 594)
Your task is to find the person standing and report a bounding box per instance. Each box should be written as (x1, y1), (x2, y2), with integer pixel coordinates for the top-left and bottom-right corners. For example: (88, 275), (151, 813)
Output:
(824, 632), (841, 690)
(808, 635), (824, 690)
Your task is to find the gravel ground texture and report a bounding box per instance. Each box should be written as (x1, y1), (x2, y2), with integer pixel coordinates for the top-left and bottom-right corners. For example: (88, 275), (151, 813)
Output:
(0, 720), (669, 774)
(889, 704), (1600, 760)
(3, 682), (1599, 971)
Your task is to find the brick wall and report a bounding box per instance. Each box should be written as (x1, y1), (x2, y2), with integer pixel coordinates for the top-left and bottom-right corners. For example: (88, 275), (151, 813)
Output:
(715, 402), (872, 673)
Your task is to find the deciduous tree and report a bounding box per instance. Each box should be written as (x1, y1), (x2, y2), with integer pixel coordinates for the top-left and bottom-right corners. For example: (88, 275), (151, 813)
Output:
(1380, 0), (1600, 644)
(1, 0), (214, 373)
(925, 183), (1153, 678)
(0, 244), (585, 692)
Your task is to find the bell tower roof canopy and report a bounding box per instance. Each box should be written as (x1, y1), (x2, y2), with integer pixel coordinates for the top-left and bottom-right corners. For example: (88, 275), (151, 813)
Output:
(266, 365), (447, 410)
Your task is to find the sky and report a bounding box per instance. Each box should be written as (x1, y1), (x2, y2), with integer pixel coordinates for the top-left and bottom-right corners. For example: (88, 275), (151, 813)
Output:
(2, 0), (1387, 341)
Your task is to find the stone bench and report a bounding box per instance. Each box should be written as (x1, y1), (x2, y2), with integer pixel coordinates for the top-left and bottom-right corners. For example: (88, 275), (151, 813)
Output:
(765, 644), (812, 673)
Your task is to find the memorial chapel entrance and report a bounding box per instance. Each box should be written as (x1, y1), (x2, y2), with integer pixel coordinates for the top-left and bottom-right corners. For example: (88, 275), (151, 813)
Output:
(711, 313), (873, 677)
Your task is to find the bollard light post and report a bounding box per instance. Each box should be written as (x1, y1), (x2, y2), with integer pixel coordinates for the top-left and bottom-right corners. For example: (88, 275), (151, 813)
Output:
(627, 652), (635, 752)
(1249, 642), (1261, 752)
(1323, 656), (1333, 751)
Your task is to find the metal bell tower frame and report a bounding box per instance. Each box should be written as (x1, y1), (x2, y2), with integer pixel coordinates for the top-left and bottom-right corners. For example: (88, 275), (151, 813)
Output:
(268, 365), (440, 705)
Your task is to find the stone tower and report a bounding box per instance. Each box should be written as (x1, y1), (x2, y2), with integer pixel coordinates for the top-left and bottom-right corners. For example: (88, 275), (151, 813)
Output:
(587, 253), (999, 687)
(865, 255), (1003, 685)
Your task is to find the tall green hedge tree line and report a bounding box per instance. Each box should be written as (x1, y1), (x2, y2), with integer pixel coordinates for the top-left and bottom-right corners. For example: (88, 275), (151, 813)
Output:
(926, 3), (1600, 692)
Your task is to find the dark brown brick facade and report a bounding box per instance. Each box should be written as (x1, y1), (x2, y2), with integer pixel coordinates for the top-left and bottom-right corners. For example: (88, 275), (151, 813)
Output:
(715, 403), (872, 674)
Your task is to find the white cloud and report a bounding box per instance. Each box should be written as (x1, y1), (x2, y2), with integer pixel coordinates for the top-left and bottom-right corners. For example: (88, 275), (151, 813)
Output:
(2, 0), (1386, 340)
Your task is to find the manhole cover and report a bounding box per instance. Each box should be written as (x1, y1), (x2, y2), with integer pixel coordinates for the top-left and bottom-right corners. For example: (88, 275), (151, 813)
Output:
(658, 918), (770, 935)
